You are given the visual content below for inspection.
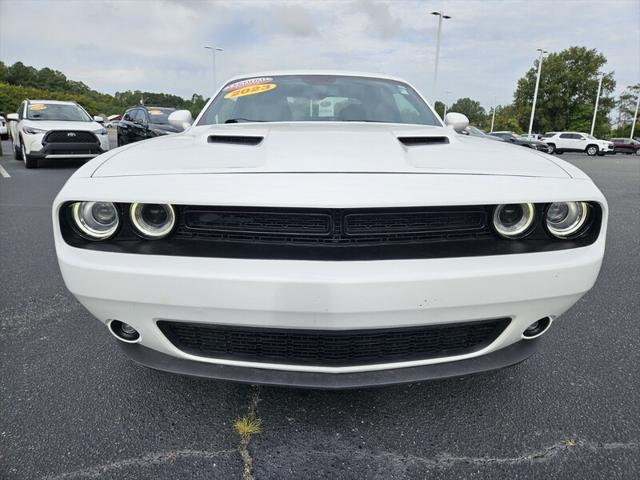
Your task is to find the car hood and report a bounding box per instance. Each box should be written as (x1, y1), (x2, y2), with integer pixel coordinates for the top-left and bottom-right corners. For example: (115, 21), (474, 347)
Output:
(23, 120), (102, 132)
(93, 123), (570, 178)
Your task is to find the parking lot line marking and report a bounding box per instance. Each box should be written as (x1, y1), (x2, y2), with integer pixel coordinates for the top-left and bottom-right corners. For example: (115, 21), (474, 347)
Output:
(0, 165), (10, 178)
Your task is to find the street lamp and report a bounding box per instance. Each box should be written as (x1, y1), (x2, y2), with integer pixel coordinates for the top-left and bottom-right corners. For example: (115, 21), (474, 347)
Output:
(443, 90), (452, 116)
(204, 45), (223, 91)
(527, 48), (548, 139)
(631, 92), (640, 140)
(490, 96), (497, 133)
(431, 11), (451, 101)
(590, 72), (604, 136)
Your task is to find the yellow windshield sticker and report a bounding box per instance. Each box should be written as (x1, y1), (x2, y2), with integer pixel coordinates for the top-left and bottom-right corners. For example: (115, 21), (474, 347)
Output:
(148, 109), (163, 115)
(224, 83), (277, 99)
(224, 77), (273, 92)
(29, 104), (47, 111)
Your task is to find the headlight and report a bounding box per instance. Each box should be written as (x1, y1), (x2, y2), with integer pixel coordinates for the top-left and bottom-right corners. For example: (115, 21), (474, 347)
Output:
(71, 201), (119, 240)
(23, 126), (48, 135)
(92, 127), (107, 135)
(545, 202), (589, 238)
(492, 203), (535, 238)
(130, 203), (176, 239)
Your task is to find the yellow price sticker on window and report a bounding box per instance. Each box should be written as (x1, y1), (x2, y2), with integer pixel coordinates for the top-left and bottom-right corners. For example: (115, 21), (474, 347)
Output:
(29, 104), (48, 111)
(148, 109), (163, 115)
(224, 83), (277, 99)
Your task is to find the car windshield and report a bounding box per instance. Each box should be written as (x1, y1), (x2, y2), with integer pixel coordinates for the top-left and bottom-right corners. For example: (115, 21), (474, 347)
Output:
(146, 108), (174, 125)
(26, 103), (92, 122)
(197, 75), (440, 126)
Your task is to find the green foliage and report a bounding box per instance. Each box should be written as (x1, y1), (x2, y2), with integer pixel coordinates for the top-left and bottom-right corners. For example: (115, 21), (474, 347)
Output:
(0, 61), (208, 118)
(512, 46), (615, 137)
(433, 100), (445, 118)
(448, 97), (487, 127)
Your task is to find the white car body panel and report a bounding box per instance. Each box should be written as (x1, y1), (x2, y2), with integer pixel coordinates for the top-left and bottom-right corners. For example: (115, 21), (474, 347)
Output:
(92, 123), (569, 178)
(52, 71), (608, 385)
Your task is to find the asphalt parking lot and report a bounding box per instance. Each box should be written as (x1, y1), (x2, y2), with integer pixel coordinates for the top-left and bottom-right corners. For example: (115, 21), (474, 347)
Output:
(1, 138), (638, 479)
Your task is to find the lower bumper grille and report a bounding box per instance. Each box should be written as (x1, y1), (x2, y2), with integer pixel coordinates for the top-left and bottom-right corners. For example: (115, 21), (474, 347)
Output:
(157, 318), (510, 367)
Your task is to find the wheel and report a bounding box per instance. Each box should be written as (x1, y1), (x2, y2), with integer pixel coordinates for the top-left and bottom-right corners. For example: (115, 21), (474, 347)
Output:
(546, 143), (556, 154)
(586, 145), (598, 156)
(21, 140), (38, 168)
(636, 150), (640, 156)
(13, 137), (22, 160)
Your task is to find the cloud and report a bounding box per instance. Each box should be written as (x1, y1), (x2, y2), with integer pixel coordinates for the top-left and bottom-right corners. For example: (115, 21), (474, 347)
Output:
(0, 0), (638, 110)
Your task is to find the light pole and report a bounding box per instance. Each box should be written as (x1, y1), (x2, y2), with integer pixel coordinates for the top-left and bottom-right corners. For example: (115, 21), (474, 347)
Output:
(443, 90), (452, 116)
(490, 97), (497, 132)
(527, 48), (548, 139)
(631, 92), (640, 140)
(204, 45), (223, 91)
(431, 11), (451, 102)
(590, 72), (604, 136)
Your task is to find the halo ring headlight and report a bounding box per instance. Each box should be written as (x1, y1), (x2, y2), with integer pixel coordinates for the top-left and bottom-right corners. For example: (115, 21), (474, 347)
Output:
(130, 203), (176, 239)
(492, 203), (535, 239)
(546, 201), (589, 239)
(71, 201), (119, 240)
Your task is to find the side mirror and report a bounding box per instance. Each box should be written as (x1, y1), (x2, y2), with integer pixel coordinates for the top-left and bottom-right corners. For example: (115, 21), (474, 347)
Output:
(168, 110), (193, 131)
(443, 112), (469, 133)
(7, 113), (19, 121)
(94, 115), (105, 123)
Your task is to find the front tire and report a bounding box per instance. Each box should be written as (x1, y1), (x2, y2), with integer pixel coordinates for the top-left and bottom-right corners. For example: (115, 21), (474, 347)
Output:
(13, 137), (22, 160)
(546, 143), (556, 154)
(21, 140), (38, 168)
(586, 145), (598, 156)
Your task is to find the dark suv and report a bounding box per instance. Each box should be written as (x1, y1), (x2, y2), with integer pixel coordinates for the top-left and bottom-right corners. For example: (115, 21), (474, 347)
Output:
(117, 106), (180, 146)
(611, 138), (640, 155)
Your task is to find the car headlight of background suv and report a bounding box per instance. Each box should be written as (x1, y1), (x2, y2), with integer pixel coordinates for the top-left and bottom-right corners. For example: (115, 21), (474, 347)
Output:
(23, 126), (48, 135)
(92, 127), (108, 135)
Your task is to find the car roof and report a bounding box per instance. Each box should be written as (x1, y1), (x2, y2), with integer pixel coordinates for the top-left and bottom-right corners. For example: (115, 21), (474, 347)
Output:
(220, 70), (409, 85)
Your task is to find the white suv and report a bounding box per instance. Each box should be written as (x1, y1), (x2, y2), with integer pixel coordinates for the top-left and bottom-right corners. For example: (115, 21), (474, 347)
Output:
(7, 99), (109, 168)
(543, 132), (614, 156)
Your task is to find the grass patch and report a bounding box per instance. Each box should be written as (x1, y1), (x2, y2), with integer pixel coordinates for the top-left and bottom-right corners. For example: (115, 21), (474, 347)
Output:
(234, 416), (262, 441)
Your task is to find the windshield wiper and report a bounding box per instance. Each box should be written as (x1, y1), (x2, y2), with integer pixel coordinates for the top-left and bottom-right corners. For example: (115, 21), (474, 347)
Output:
(224, 118), (266, 124)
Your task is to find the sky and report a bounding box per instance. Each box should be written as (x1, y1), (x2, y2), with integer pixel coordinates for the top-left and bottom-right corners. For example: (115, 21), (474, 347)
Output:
(0, 0), (638, 109)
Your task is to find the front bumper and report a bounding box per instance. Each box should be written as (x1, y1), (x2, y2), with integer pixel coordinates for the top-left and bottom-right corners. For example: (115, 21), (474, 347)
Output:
(23, 132), (109, 158)
(120, 338), (541, 388)
(56, 240), (604, 381)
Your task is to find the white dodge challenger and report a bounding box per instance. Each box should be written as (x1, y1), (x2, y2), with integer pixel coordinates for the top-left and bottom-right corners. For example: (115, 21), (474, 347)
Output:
(53, 72), (607, 388)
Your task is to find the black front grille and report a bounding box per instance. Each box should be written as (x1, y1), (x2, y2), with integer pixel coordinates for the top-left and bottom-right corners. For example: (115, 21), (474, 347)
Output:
(157, 318), (510, 367)
(175, 206), (491, 247)
(44, 130), (98, 143)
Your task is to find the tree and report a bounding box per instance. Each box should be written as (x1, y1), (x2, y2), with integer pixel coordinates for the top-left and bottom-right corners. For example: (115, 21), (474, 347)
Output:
(448, 97), (486, 126)
(513, 46), (616, 137)
(612, 84), (640, 137)
(433, 100), (445, 118)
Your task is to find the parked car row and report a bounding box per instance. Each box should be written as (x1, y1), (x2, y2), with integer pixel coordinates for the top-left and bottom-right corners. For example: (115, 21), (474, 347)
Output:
(3, 100), (188, 167)
(463, 127), (632, 157)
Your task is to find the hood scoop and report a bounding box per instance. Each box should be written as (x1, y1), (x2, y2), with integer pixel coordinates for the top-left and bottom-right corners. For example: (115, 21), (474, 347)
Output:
(208, 135), (263, 146)
(398, 136), (450, 146)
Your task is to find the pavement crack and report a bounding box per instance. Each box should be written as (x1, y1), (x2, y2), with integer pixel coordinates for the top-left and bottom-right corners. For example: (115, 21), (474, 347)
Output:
(234, 385), (262, 480)
(300, 439), (639, 469)
(41, 449), (237, 479)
